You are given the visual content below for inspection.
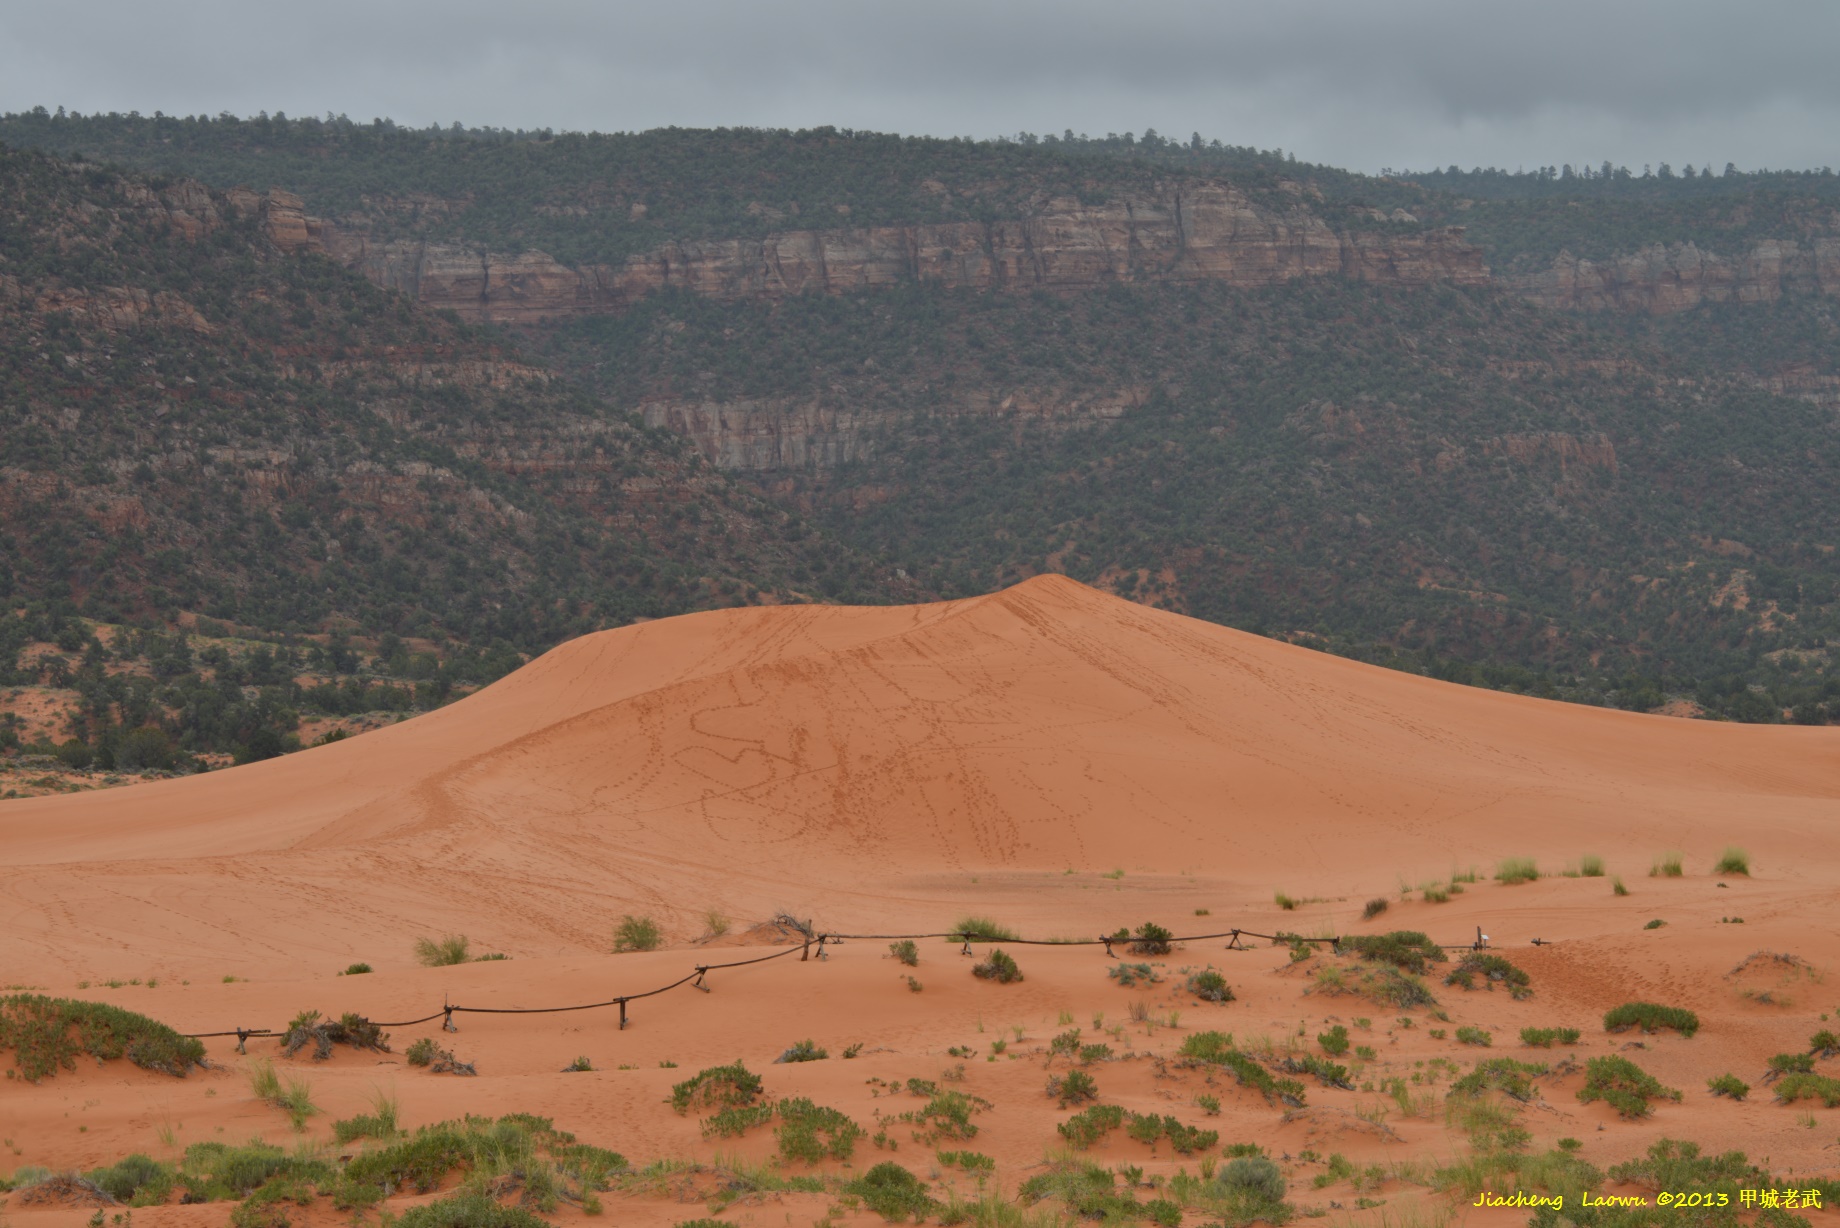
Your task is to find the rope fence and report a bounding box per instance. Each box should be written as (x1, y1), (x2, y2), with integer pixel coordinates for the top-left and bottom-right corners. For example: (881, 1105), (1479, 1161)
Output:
(181, 921), (1505, 1045)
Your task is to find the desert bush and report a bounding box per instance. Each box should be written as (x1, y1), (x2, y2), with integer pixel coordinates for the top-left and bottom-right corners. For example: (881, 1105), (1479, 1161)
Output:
(1056, 1103), (1125, 1148)
(1578, 855), (1605, 877)
(1195, 1094), (1220, 1115)
(1361, 897), (1389, 920)
(906, 1090), (988, 1142)
(702, 1103), (775, 1139)
(1109, 962), (1161, 987)
(703, 909), (731, 938)
(1578, 1056), (1681, 1118)
(1078, 1043), (1112, 1064)
(1650, 852), (1684, 878)
(1452, 1057), (1548, 1101)
(1185, 969), (1233, 1003)
(776, 1039), (828, 1063)
(1455, 1026), (1492, 1046)
(1279, 1054), (1351, 1088)
(1216, 1155), (1287, 1205)
(1603, 1002), (1699, 1038)
(936, 1151), (995, 1173)
(612, 915), (663, 953)
(1644, 918), (1666, 929)
(333, 1091), (402, 1143)
(414, 935), (471, 967)
(889, 940), (919, 966)
(971, 949), (1022, 984)
(1767, 1052), (1815, 1078)
(1447, 953), (1532, 998)
(1812, 1030), (1840, 1057)
(1340, 931), (1445, 975)
(1422, 885), (1450, 903)
(1274, 893), (1298, 911)
(1495, 858), (1540, 885)
(847, 1162), (938, 1222)
(1124, 1113), (1217, 1155)
(343, 963), (372, 975)
(1706, 1074), (1749, 1100)
(1019, 1158), (1137, 1221)
(562, 1056), (594, 1073)
(670, 1061), (764, 1113)
(952, 917), (1018, 943)
(1048, 1069), (1099, 1106)
(1774, 1073), (1840, 1107)
(87, 1153), (175, 1205)
(1318, 1025), (1349, 1056)
(1127, 923), (1173, 956)
(1520, 1027), (1581, 1047)
(282, 1010), (390, 1059)
(1176, 1032), (1306, 1106)
(1713, 847), (1751, 876)
(774, 1098), (864, 1164)
(1612, 876), (1629, 896)
(177, 1138), (335, 1201)
(0, 993), (205, 1080)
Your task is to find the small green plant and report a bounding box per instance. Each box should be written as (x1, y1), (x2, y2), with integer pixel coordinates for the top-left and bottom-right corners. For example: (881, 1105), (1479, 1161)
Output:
(342, 963), (372, 976)
(1578, 855), (1605, 877)
(1444, 953), (1532, 997)
(1603, 1002), (1699, 1038)
(971, 949), (1022, 984)
(889, 940), (919, 967)
(333, 1091), (402, 1142)
(1713, 847), (1751, 876)
(1194, 908), (1210, 917)
(1274, 892), (1298, 911)
(1455, 1026), (1492, 1046)
(413, 934), (470, 966)
(1177, 1032), (1306, 1107)
(563, 1056), (594, 1073)
(1766, 1052), (1814, 1078)
(612, 915), (663, 953)
(1452, 1057), (1548, 1101)
(1578, 1055), (1681, 1118)
(1108, 962), (1161, 987)
(1361, 897), (1389, 920)
(1127, 923), (1174, 956)
(1774, 1073), (1840, 1107)
(777, 1039), (828, 1063)
(1185, 969), (1232, 1003)
(774, 1098), (864, 1164)
(1706, 1073), (1749, 1100)
(1318, 1025), (1350, 1056)
(1650, 852), (1684, 878)
(1056, 1103), (1124, 1148)
(1644, 918), (1666, 929)
(702, 1103), (775, 1139)
(247, 1060), (317, 1130)
(1340, 930), (1445, 975)
(1495, 857), (1540, 885)
(847, 1161), (938, 1221)
(1049, 1069), (1099, 1106)
(1811, 1029), (1840, 1057)
(1520, 1026), (1581, 1047)
(1195, 1094), (1220, 1115)
(906, 976), (922, 993)
(703, 909), (731, 938)
(669, 1061), (763, 1113)
(1612, 876), (1629, 896)
(952, 917), (1018, 943)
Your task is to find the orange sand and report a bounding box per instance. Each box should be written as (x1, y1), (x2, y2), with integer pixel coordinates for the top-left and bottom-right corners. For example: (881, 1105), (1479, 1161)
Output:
(2, 576), (1838, 1225)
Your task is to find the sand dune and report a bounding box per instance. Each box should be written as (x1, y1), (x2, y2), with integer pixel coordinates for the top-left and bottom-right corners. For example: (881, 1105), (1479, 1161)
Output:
(2, 573), (1837, 977)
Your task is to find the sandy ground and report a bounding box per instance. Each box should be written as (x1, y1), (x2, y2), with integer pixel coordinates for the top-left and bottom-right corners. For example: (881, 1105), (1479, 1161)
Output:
(3, 576), (1839, 1225)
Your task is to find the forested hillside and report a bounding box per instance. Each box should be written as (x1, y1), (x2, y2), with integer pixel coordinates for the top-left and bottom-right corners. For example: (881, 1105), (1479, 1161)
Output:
(2, 111), (1839, 732)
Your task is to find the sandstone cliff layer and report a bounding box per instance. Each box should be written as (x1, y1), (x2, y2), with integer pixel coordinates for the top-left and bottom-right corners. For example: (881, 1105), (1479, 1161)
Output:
(1508, 238), (1840, 313)
(292, 183), (1488, 324)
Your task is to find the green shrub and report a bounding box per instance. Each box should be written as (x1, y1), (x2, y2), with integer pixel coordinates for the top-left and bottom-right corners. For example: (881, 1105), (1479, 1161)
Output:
(1650, 852), (1683, 878)
(1495, 858), (1539, 885)
(393, 1192), (552, 1228)
(1185, 969), (1232, 1003)
(670, 1061), (763, 1113)
(343, 963), (372, 975)
(1445, 953), (1531, 997)
(1644, 918), (1666, 929)
(777, 1039), (828, 1063)
(1144, 1197), (1183, 1227)
(1706, 1074), (1749, 1100)
(1361, 897), (1389, 920)
(1339, 931), (1445, 974)
(1603, 1002), (1699, 1038)
(413, 935), (470, 967)
(1713, 847), (1750, 876)
(1452, 1058), (1548, 1101)
(936, 1151), (995, 1173)
(1109, 962), (1161, 987)
(332, 1092), (401, 1143)
(1318, 1025), (1350, 1056)
(1520, 1027), (1581, 1047)
(1057, 1104), (1125, 1148)
(1812, 1030), (1840, 1057)
(1019, 1158), (1137, 1220)
(0, 994), (205, 1080)
(179, 1139), (335, 1201)
(847, 1162), (938, 1222)
(1274, 893), (1298, 911)
(1612, 876), (1629, 896)
(1128, 922), (1174, 956)
(1455, 1026), (1492, 1046)
(702, 1103), (775, 1139)
(1768, 1052), (1814, 1077)
(906, 1091), (987, 1142)
(1281, 1054), (1352, 1088)
(1216, 1155), (1286, 1203)
(1049, 1069), (1098, 1106)
(1774, 1073), (1840, 1107)
(889, 940), (919, 966)
(1578, 1056), (1681, 1118)
(775, 1098), (864, 1164)
(88, 1154), (175, 1205)
(612, 915), (662, 953)
(1578, 855), (1605, 877)
(1176, 1032), (1306, 1106)
(951, 917), (1017, 943)
(970, 949), (1022, 983)
(405, 1037), (438, 1067)
(1122, 1113), (1218, 1155)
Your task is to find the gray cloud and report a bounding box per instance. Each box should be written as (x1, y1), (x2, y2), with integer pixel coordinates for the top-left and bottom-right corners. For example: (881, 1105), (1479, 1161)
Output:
(2, 0), (1835, 172)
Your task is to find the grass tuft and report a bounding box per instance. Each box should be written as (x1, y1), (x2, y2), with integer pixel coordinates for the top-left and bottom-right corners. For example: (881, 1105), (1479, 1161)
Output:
(413, 935), (470, 967)
(1578, 854), (1605, 877)
(612, 915), (663, 953)
(889, 940), (919, 966)
(1713, 847), (1751, 876)
(952, 917), (1018, 943)
(1495, 857), (1539, 885)
(1649, 852), (1684, 878)
(1706, 1073), (1750, 1100)
(971, 949), (1023, 984)
(1361, 897), (1389, 920)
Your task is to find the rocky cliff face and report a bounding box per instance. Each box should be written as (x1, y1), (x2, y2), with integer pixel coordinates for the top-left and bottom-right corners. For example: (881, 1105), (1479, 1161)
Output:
(301, 183), (1489, 324)
(1509, 238), (1840, 313)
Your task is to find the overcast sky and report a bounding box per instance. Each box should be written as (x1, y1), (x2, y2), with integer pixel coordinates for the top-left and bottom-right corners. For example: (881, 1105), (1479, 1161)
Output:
(3, 0), (1835, 174)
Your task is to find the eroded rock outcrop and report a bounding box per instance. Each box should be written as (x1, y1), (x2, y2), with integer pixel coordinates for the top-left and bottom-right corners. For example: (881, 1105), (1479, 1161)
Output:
(1511, 238), (1840, 313)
